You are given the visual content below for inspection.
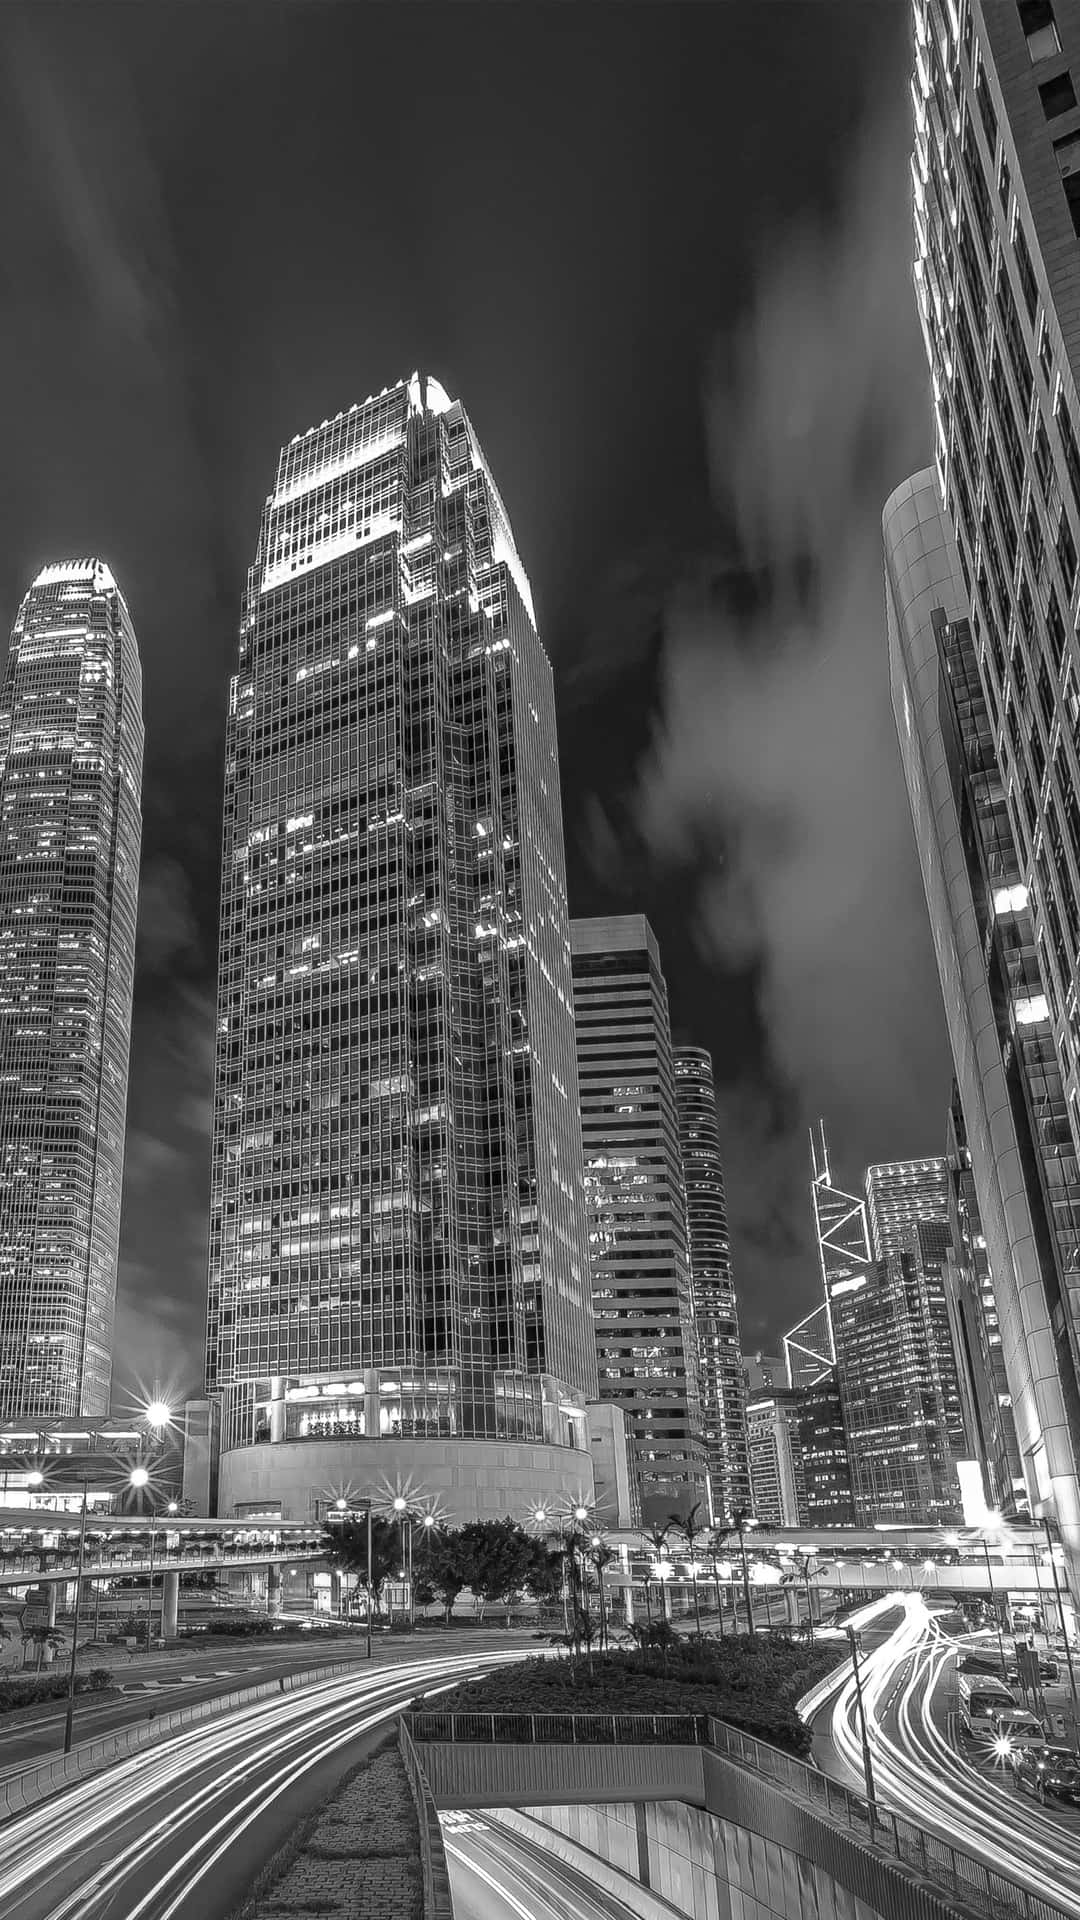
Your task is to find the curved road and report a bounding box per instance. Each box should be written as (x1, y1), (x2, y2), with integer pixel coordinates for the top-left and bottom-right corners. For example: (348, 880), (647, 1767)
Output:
(445, 1811), (651, 1920)
(0, 1650), (520, 1920)
(806, 1592), (1080, 1916)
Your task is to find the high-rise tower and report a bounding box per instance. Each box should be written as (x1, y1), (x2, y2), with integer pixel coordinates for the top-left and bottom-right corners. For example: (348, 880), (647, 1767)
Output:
(672, 1046), (750, 1522)
(207, 374), (598, 1523)
(865, 1158), (949, 1261)
(0, 561), (143, 1419)
(884, 465), (1080, 1577)
(783, 1123), (871, 1389)
(571, 915), (708, 1520)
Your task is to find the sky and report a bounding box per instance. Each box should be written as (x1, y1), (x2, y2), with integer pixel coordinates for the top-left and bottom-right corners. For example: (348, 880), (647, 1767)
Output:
(0, 1), (948, 1405)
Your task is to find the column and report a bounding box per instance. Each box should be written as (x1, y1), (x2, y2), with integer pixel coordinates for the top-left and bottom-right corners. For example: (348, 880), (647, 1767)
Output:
(267, 1563), (282, 1616)
(161, 1570), (180, 1641)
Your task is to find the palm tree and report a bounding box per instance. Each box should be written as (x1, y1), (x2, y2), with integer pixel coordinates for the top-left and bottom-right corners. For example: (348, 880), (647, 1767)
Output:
(643, 1521), (673, 1623)
(668, 1501), (708, 1634)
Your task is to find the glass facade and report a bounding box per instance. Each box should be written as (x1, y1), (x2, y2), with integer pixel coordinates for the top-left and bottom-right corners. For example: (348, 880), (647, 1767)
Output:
(784, 1122), (871, 1388)
(571, 914), (708, 1519)
(865, 1158), (949, 1261)
(885, 467), (1080, 1574)
(910, 0), (1080, 1557)
(673, 1046), (750, 1523)
(0, 561), (143, 1419)
(206, 373), (596, 1462)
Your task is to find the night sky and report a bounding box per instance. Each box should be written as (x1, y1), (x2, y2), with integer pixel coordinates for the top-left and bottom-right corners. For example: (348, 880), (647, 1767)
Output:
(0, 1), (948, 1408)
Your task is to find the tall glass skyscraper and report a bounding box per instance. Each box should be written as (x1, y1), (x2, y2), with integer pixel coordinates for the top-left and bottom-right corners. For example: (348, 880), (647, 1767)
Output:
(571, 915), (708, 1520)
(672, 1046), (750, 1522)
(902, 0), (1080, 1578)
(865, 1158), (949, 1262)
(884, 467), (1080, 1577)
(0, 561), (143, 1419)
(208, 374), (598, 1523)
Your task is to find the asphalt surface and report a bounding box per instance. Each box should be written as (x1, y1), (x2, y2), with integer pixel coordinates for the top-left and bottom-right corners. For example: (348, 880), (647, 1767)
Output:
(805, 1592), (1080, 1916)
(0, 1648), (525, 1920)
(0, 1627), (533, 1776)
(444, 1810), (655, 1920)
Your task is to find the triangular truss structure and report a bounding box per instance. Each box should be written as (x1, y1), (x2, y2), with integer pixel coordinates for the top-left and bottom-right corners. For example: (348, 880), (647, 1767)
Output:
(784, 1121), (872, 1388)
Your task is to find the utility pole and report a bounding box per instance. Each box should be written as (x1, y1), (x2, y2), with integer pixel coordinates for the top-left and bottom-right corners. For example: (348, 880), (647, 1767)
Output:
(63, 1477), (91, 1754)
(846, 1626), (876, 1813)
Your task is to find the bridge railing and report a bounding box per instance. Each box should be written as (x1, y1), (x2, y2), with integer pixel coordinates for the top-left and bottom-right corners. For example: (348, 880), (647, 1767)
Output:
(408, 1711), (1073, 1920)
(398, 1718), (454, 1920)
(707, 1718), (1067, 1920)
(407, 1710), (706, 1746)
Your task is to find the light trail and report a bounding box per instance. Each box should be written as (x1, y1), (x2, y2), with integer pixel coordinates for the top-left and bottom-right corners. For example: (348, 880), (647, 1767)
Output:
(445, 1812), (645, 1920)
(811, 1592), (1080, 1916)
(0, 1651), (520, 1920)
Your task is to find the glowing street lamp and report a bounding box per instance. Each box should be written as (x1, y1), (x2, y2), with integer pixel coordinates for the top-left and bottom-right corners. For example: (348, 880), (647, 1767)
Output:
(144, 1399), (173, 1431)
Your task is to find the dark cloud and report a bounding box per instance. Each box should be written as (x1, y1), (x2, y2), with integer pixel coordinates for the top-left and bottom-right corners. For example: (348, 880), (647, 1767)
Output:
(629, 94), (949, 1343)
(137, 855), (202, 975)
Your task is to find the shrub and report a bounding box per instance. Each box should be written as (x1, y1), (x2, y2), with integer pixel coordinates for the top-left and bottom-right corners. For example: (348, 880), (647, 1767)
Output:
(0, 1669), (115, 1714)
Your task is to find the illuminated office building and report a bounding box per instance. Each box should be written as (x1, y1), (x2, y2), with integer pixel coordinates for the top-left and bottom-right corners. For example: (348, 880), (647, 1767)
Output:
(0, 562), (143, 1421)
(865, 1157), (949, 1261)
(746, 1388), (804, 1528)
(207, 374), (598, 1523)
(571, 915), (708, 1520)
(885, 467), (1080, 1574)
(942, 1088), (1025, 1515)
(673, 1046), (750, 1523)
(906, 0), (1080, 1574)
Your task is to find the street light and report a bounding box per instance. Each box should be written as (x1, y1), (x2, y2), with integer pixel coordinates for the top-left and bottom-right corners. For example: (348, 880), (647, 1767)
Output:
(62, 1476), (92, 1754)
(846, 1625), (876, 1813)
(1041, 1519), (1080, 1749)
(733, 1510), (757, 1634)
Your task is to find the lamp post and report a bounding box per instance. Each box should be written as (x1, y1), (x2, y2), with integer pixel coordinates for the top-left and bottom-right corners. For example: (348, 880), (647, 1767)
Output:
(711, 1553), (731, 1637)
(330, 1499), (372, 1656)
(127, 1466), (156, 1649)
(62, 1477), (91, 1755)
(846, 1625), (877, 1814)
(733, 1510), (757, 1634)
(590, 1534), (609, 1650)
(391, 1494), (414, 1624)
(977, 1535), (1009, 1678)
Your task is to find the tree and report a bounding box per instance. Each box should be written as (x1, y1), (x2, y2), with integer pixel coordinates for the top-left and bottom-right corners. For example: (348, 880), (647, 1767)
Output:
(456, 1519), (537, 1624)
(423, 1530), (471, 1624)
(22, 1625), (64, 1672)
(527, 1540), (564, 1613)
(668, 1501), (708, 1634)
(321, 1517), (399, 1619)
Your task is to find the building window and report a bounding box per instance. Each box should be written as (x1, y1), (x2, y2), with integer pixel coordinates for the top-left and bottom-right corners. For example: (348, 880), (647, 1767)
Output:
(1020, 1), (1062, 63)
(976, 60), (999, 151)
(1054, 129), (1080, 177)
(1064, 173), (1080, 238)
(1039, 71), (1078, 120)
(1013, 218), (1039, 324)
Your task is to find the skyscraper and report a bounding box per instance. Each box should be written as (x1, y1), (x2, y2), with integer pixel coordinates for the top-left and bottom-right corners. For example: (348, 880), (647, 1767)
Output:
(831, 1250), (964, 1527)
(207, 374), (598, 1523)
(0, 561), (143, 1419)
(783, 1122), (871, 1389)
(884, 467), (1080, 1575)
(905, 0), (1080, 1572)
(942, 1087), (1025, 1515)
(571, 915), (708, 1520)
(673, 1046), (750, 1522)
(746, 1386), (804, 1528)
(865, 1158), (949, 1262)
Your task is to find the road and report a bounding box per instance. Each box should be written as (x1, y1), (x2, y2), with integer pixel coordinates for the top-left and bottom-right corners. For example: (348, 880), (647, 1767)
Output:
(0, 1649), (519, 1920)
(444, 1810), (652, 1920)
(0, 1626), (528, 1776)
(805, 1591), (1080, 1916)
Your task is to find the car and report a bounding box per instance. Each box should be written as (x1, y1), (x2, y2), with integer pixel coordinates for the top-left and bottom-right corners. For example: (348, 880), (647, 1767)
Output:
(1012, 1745), (1080, 1807)
(988, 1708), (1048, 1763)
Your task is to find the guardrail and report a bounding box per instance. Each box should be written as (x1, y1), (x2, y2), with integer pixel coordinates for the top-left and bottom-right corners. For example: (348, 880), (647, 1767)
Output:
(408, 1710), (706, 1746)
(407, 1712), (1074, 1920)
(707, 1718), (1069, 1920)
(0, 1658), (366, 1825)
(399, 1718), (454, 1920)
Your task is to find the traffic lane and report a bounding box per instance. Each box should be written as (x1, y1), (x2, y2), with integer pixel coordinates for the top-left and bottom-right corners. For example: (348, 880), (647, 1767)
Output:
(445, 1813), (647, 1920)
(0, 1652), (511, 1920)
(0, 1628), (524, 1773)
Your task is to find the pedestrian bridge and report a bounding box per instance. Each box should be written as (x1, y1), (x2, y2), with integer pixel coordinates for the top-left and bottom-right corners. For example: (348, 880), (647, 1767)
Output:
(0, 1510), (325, 1588)
(408, 1713), (1057, 1920)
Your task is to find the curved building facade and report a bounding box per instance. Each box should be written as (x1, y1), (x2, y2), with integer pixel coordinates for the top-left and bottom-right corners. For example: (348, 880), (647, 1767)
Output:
(0, 560), (143, 1418)
(208, 374), (597, 1521)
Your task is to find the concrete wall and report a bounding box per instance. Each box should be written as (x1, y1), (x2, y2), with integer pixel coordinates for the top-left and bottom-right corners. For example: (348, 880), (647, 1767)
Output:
(217, 1436), (595, 1525)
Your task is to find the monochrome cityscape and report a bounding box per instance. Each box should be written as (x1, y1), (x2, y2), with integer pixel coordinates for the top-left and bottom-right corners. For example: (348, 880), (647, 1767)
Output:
(5, 5), (1080, 1918)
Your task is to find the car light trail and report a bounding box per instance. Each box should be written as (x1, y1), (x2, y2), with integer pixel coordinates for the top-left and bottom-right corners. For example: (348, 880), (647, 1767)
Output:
(0, 1652), (519, 1920)
(811, 1593), (1080, 1917)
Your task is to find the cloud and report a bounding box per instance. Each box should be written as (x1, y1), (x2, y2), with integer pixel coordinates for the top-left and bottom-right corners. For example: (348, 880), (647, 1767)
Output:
(137, 854), (202, 975)
(633, 99), (951, 1337)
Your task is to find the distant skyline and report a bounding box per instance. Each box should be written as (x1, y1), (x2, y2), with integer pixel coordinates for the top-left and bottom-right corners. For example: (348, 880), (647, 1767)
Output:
(0, 2), (946, 1403)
